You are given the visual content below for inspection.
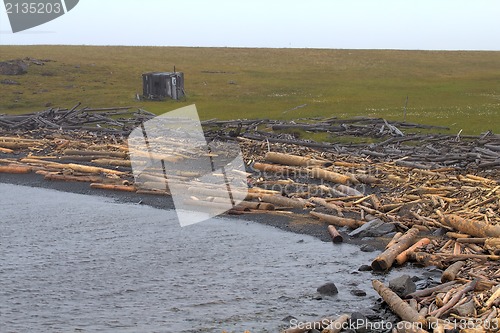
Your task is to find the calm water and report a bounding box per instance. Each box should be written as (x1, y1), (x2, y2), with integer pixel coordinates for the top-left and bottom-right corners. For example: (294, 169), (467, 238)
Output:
(1, 183), (391, 333)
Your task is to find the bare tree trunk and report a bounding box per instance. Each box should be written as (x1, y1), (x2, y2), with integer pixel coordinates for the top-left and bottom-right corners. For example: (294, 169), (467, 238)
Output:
(372, 227), (420, 271)
(372, 280), (427, 324)
(441, 261), (465, 283)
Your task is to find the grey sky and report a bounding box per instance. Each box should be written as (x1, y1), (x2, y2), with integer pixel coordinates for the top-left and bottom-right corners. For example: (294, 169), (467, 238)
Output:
(1, 0), (499, 50)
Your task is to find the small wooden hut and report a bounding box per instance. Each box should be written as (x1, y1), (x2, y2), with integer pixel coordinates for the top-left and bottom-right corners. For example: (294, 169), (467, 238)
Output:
(142, 72), (184, 100)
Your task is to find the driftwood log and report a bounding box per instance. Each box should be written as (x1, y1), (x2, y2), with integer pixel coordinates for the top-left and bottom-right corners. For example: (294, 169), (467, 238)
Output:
(327, 225), (343, 243)
(309, 168), (352, 185)
(395, 238), (431, 266)
(265, 151), (325, 167)
(406, 281), (457, 299)
(0, 164), (31, 174)
(372, 280), (427, 324)
(441, 261), (465, 283)
(90, 183), (137, 192)
(428, 279), (478, 318)
(309, 211), (363, 229)
(322, 314), (350, 333)
(442, 214), (500, 238)
(372, 227), (420, 271)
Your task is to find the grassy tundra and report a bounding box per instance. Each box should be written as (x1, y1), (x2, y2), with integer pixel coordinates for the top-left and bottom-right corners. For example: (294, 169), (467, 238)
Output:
(1, 45), (499, 135)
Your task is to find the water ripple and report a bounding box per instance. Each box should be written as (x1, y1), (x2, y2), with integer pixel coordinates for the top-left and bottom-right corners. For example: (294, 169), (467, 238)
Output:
(1, 183), (385, 333)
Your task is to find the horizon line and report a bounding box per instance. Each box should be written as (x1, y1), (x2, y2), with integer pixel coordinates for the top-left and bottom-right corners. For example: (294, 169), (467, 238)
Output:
(1, 44), (500, 52)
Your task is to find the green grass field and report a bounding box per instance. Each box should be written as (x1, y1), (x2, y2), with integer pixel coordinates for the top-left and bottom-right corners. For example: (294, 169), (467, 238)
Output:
(1, 45), (499, 135)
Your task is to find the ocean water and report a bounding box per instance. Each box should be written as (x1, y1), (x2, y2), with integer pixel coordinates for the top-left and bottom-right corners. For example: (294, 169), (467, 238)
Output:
(1, 183), (388, 333)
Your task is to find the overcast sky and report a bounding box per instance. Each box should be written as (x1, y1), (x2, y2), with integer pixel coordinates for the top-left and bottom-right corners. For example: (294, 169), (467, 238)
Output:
(0, 0), (499, 50)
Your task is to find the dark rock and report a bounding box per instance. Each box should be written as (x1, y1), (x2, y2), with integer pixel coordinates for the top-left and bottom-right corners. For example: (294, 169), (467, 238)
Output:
(350, 289), (367, 297)
(375, 223), (397, 236)
(415, 277), (439, 290)
(317, 282), (338, 296)
(423, 266), (443, 279)
(454, 299), (475, 317)
(370, 301), (400, 323)
(415, 278), (431, 290)
(358, 265), (372, 272)
(389, 275), (416, 298)
(350, 312), (369, 333)
(384, 231), (397, 237)
(309, 330), (321, 333)
(0, 60), (28, 75)
(349, 219), (383, 237)
(360, 244), (376, 252)
(351, 271), (359, 275)
(282, 315), (296, 323)
(432, 227), (448, 236)
(349, 219), (396, 238)
(364, 214), (377, 221)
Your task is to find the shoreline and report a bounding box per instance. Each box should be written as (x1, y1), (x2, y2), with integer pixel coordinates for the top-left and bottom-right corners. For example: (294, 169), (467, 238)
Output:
(0, 171), (369, 245)
(1, 118), (499, 332)
(0, 171), (419, 331)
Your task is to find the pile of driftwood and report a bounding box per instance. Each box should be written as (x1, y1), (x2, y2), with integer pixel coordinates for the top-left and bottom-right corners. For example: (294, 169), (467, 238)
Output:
(1, 110), (500, 332)
(1, 108), (499, 170)
(0, 134), (135, 191)
(242, 149), (498, 332)
(0, 103), (155, 134)
(203, 117), (500, 171)
(241, 148), (498, 331)
(203, 116), (451, 141)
